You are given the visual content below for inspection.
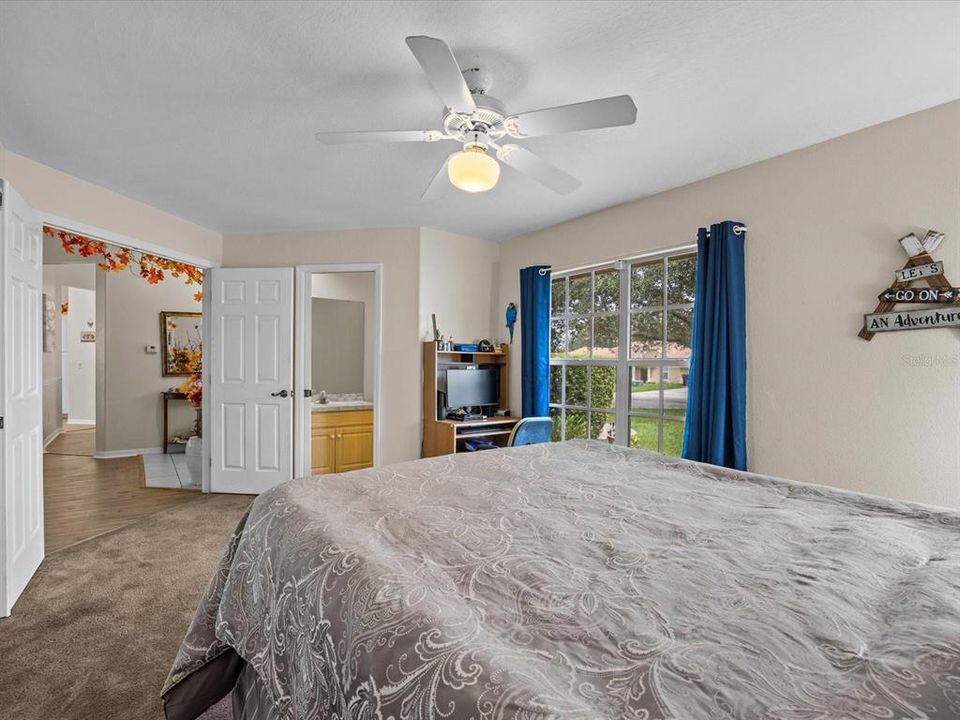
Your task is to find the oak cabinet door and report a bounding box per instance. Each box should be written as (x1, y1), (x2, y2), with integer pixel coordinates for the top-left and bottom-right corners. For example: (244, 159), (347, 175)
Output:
(335, 426), (374, 472)
(311, 430), (336, 475)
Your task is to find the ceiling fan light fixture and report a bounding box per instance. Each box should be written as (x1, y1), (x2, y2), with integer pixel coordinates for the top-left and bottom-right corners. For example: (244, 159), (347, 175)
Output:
(447, 146), (500, 193)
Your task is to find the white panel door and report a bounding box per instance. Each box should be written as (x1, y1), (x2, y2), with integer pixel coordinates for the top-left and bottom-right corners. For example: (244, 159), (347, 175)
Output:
(0, 180), (44, 617)
(209, 268), (294, 494)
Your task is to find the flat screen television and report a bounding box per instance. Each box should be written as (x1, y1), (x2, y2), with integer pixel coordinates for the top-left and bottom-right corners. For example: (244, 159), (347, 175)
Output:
(446, 367), (499, 408)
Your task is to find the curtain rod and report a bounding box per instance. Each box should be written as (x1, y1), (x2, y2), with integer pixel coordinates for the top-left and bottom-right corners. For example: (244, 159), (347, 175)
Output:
(706, 224), (748, 237)
(545, 242), (698, 277)
(538, 226), (746, 277)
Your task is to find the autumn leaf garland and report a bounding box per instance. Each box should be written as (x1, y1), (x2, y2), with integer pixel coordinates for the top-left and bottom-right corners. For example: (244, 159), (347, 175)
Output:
(44, 226), (204, 299)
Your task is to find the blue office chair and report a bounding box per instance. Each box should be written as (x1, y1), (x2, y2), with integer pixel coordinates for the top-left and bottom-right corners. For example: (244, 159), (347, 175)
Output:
(507, 417), (553, 447)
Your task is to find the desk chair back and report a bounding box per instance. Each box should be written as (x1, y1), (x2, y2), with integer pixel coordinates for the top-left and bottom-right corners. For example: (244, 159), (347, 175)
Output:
(507, 417), (553, 447)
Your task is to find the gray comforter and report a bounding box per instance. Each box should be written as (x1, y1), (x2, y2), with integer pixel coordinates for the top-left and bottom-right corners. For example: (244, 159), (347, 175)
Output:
(163, 440), (960, 719)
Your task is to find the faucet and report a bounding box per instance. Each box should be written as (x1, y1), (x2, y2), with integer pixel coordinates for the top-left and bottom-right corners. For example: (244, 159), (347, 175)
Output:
(317, 390), (328, 404)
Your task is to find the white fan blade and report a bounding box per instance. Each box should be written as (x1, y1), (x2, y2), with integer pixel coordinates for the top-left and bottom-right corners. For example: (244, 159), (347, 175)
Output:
(405, 36), (476, 115)
(507, 95), (637, 138)
(315, 129), (442, 144)
(497, 145), (580, 195)
(421, 157), (450, 200)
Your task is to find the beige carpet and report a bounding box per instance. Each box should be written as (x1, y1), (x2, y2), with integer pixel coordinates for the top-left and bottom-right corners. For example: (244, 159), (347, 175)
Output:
(0, 493), (252, 720)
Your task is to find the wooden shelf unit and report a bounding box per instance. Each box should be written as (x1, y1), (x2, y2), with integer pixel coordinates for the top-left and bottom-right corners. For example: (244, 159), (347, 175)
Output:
(422, 342), (519, 457)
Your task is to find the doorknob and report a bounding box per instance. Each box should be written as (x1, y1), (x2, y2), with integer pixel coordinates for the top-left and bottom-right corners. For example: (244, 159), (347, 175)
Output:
(270, 389), (289, 398)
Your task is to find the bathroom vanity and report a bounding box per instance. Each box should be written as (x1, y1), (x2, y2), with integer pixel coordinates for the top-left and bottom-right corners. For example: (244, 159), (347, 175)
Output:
(311, 398), (374, 475)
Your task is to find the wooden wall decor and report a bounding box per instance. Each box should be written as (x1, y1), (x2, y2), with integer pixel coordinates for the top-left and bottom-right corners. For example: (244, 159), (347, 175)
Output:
(877, 287), (958, 303)
(860, 230), (959, 341)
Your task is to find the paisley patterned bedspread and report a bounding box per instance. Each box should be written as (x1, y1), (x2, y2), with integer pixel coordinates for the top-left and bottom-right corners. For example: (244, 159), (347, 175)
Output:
(162, 440), (960, 719)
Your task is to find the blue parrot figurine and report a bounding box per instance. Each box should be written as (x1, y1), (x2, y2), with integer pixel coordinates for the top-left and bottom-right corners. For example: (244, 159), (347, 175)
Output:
(505, 302), (517, 344)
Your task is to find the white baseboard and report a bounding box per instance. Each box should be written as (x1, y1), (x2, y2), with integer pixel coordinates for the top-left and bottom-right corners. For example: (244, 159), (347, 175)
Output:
(43, 428), (63, 448)
(93, 446), (164, 459)
(65, 418), (96, 426)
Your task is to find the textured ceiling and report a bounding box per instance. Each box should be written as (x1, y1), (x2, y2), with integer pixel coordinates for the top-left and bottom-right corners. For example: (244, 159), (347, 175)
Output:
(1, 1), (958, 241)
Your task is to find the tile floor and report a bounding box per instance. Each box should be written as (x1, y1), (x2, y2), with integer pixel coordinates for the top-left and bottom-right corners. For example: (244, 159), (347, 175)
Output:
(142, 452), (200, 489)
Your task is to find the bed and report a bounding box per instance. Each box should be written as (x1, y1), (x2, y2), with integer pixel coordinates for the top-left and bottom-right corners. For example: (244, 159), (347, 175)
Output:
(162, 440), (960, 719)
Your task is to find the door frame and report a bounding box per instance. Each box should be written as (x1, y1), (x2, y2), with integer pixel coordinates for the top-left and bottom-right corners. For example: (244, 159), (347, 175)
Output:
(294, 263), (383, 478)
(40, 213), (217, 492)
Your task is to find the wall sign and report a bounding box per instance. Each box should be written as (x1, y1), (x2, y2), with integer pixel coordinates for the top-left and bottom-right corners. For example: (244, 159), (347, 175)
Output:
(878, 287), (958, 303)
(894, 260), (943, 282)
(865, 307), (960, 333)
(859, 229), (959, 341)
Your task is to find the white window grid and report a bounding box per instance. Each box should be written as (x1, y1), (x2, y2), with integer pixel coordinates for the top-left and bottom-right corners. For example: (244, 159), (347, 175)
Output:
(549, 248), (695, 453)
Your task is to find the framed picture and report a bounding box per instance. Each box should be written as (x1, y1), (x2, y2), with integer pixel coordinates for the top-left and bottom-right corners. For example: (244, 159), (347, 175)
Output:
(42, 294), (57, 353)
(160, 311), (202, 376)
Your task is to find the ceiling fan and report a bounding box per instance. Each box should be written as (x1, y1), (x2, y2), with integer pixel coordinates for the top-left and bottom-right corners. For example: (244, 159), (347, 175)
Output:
(315, 35), (637, 198)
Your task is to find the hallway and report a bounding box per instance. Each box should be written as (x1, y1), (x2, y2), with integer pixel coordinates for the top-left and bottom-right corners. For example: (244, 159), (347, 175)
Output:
(44, 426), (201, 553)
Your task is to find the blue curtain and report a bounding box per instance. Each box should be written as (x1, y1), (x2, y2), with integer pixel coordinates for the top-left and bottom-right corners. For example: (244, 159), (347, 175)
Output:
(520, 266), (551, 417)
(681, 221), (747, 470)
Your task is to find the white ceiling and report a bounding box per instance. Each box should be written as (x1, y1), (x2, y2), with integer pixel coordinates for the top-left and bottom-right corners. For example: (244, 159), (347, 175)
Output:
(1, 1), (958, 241)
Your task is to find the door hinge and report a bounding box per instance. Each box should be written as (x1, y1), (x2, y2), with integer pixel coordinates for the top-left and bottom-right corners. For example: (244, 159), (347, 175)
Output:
(0, 417), (4, 429)
(304, 389), (313, 398)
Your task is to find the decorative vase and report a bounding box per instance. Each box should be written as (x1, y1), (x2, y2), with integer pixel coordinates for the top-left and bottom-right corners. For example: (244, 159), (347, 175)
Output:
(184, 435), (203, 488)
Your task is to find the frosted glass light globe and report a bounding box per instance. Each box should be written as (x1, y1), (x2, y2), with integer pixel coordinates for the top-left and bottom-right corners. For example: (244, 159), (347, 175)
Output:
(447, 147), (500, 193)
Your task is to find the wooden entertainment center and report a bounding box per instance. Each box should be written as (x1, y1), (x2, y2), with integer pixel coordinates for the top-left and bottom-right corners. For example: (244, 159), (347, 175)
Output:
(422, 341), (521, 457)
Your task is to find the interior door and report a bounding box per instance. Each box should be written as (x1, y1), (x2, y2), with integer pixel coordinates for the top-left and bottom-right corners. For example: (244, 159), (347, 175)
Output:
(1, 179), (44, 617)
(209, 268), (294, 494)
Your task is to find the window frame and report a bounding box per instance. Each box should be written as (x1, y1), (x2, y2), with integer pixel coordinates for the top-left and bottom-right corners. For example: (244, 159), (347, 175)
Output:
(549, 267), (621, 442)
(549, 245), (696, 454)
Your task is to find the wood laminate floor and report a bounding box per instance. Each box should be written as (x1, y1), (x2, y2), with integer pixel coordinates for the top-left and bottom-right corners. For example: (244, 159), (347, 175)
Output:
(44, 426), (202, 553)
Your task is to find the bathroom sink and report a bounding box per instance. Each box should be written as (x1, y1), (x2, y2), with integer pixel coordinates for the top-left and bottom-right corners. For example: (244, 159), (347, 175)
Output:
(312, 399), (373, 411)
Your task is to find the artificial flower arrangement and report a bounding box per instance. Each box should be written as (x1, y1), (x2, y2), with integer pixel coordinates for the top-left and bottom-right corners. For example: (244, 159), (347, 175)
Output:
(179, 349), (202, 435)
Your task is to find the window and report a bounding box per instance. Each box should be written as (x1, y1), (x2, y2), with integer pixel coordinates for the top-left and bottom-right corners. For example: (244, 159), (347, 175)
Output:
(549, 249), (696, 455)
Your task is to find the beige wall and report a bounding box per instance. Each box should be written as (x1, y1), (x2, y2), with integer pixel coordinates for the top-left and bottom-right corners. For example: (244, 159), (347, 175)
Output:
(498, 101), (960, 509)
(1, 149), (222, 264)
(312, 272), (376, 398)
(419, 227), (500, 344)
(99, 270), (202, 453)
(222, 229), (421, 465)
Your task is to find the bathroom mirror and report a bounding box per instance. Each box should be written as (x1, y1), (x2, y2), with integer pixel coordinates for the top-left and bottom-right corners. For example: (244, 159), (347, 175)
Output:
(311, 298), (364, 395)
